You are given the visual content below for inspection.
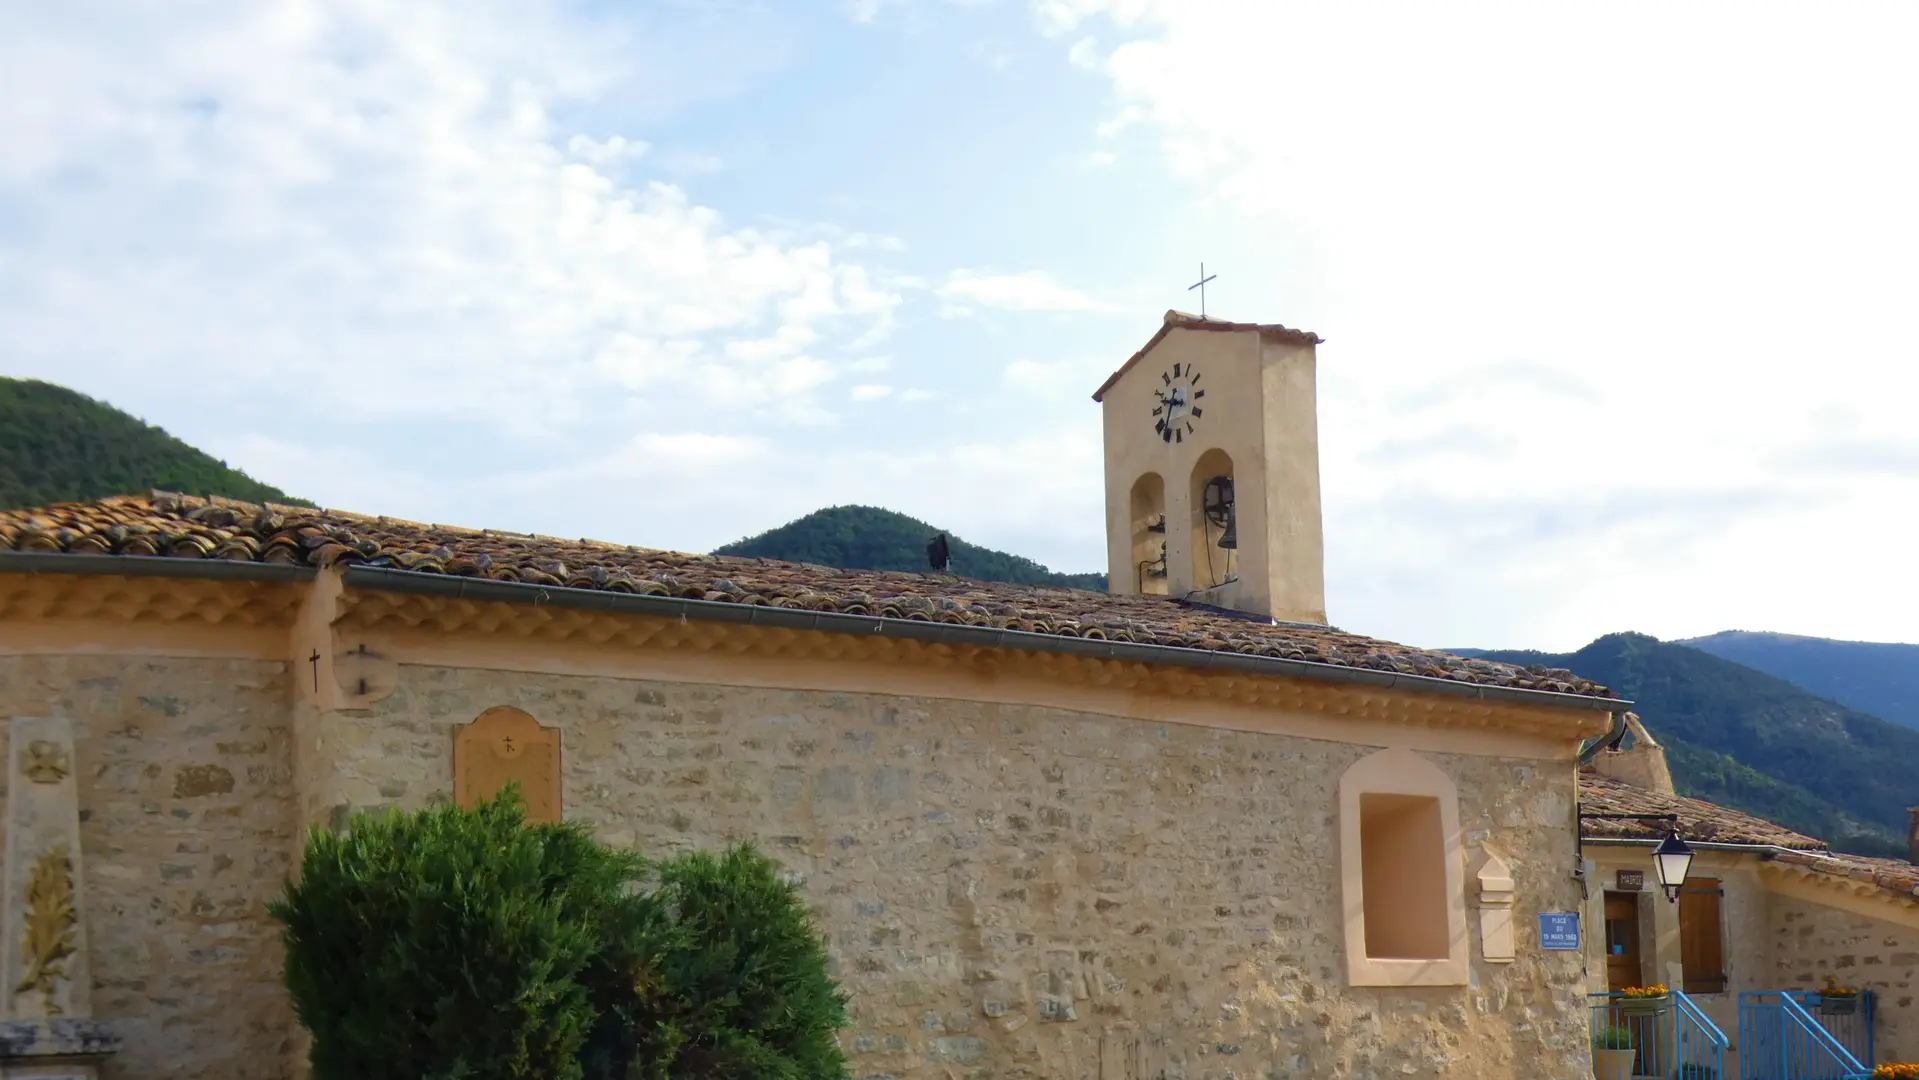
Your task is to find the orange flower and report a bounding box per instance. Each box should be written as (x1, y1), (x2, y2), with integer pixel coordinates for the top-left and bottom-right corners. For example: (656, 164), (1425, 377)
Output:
(1870, 1064), (1918, 1080)
(1620, 985), (1669, 999)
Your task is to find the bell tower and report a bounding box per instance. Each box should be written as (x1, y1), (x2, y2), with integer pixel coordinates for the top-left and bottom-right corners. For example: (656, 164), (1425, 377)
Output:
(1092, 310), (1326, 624)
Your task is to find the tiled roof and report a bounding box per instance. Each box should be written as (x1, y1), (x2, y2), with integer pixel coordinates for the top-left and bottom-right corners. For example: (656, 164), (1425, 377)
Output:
(0, 492), (1619, 700)
(1578, 773), (1828, 850)
(1580, 773), (1919, 903)
(1091, 309), (1323, 402)
(1768, 849), (1919, 900)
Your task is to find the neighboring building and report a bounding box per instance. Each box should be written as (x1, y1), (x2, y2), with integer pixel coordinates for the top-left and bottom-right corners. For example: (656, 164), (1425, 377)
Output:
(1, 311), (1637, 1079)
(1580, 716), (1919, 1070)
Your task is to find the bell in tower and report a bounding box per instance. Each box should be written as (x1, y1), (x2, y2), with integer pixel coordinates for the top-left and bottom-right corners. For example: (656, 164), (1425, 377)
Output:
(1091, 310), (1326, 625)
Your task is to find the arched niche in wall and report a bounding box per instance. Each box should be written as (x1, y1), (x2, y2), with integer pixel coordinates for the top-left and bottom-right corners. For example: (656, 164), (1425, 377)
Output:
(1129, 472), (1168, 595)
(453, 706), (563, 825)
(1188, 447), (1236, 590)
(1337, 746), (1470, 987)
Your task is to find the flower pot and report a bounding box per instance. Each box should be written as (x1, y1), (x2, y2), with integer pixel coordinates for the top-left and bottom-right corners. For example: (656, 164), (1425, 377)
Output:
(1594, 1047), (1635, 1080)
(1820, 995), (1857, 1016)
(1619, 994), (1669, 1016)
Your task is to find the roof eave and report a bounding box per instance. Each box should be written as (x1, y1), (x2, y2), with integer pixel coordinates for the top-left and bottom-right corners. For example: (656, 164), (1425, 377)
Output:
(339, 564), (1623, 713)
(1090, 312), (1324, 402)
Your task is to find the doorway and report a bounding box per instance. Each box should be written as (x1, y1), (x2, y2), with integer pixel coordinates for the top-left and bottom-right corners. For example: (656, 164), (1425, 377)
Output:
(1604, 891), (1643, 992)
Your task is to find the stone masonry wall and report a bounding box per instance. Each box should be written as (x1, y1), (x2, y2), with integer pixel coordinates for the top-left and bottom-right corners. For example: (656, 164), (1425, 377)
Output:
(1772, 893), (1919, 1064)
(318, 664), (1595, 1080)
(0, 655), (297, 1080)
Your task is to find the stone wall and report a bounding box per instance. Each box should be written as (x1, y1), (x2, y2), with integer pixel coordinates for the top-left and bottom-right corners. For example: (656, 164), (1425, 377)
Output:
(0, 655), (297, 1080)
(317, 664), (1595, 1080)
(1772, 893), (1919, 1064)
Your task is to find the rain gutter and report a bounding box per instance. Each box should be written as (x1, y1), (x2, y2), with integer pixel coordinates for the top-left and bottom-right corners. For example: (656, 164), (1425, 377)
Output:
(1580, 836), (1830, 858)
(1577, 708), (1632, 765)
(338, 565), (1628, 715)
(0, 551), (315, 584)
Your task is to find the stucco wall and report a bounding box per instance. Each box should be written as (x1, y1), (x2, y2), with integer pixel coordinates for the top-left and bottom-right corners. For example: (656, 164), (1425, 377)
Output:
(317, 664), (1595, 1080)
(1581, 850), (1770, 1041)
(0, 654), (297, 1080)
(1772, 893), (1919, 1063)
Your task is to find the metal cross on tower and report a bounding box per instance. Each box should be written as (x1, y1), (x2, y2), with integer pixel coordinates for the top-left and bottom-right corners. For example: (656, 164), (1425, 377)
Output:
(1188, 262), (1217, 318)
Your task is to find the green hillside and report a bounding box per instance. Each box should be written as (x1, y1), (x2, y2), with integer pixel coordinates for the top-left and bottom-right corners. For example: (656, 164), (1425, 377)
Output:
(715, 505), (1106, 590)
(0, 378), (310, 509)
(1479, 633), (1917, 857)
(1684, 630), (1919, 733)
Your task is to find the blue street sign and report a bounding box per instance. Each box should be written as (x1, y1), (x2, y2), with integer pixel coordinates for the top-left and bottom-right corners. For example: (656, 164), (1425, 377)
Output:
(1539, 912), (1581, 950)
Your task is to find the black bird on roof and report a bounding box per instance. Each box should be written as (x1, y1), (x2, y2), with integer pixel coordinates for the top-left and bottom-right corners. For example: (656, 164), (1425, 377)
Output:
(926, 533), (950, 573)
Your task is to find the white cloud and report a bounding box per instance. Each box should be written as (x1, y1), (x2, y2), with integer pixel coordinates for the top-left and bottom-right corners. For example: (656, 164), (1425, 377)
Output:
(850, 384), (894, 401)
(566, 134), (649, 166)
(1003, 355), (1112, 400)
(940, 269), (1111, 313)
(0, 1), (899, 434)
(1043, 0), (1919, 648)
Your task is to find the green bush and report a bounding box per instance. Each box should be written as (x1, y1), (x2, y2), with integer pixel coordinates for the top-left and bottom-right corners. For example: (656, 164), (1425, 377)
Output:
(1595, 1025), (1634, 1050)
(270, 789), (848, 1080)
(602, 846), (849, 1080)
(269, 790), (643, 1080)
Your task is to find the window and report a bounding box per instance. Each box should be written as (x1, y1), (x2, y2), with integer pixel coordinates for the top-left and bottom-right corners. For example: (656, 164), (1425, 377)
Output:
(1338, 748), (1469, 986)
(1678, 877), (1726, 994)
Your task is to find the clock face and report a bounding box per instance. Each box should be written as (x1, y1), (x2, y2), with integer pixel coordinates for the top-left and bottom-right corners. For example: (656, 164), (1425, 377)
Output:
(1151, 362), (1206, 443)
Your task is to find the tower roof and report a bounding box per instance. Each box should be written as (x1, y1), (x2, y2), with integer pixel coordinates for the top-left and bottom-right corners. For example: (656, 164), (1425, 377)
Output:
(1091, 309), (1322, 402)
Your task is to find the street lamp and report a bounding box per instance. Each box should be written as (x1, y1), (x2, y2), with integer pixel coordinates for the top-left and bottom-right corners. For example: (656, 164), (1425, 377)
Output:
(1652, 829), (1696, 902)
(1576, 811), (1695, 904)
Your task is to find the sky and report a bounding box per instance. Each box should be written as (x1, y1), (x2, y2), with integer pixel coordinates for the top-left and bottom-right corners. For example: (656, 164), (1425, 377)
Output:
(5, 0), (1919, 652)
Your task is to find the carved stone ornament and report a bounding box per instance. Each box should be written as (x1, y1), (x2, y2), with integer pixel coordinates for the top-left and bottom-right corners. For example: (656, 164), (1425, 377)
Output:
(12, 845), (76, 1016)
(453, 708), (561, 825)
(20, 743), (68, 785)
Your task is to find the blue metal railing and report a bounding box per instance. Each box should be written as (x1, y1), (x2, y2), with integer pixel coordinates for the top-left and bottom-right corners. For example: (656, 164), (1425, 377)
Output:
(1787, 991), (1875, 1069)
(1737, 991), (1870, 1080)
(1591, 991), (1728, 1080)
(1676, 990), (1730, 1080)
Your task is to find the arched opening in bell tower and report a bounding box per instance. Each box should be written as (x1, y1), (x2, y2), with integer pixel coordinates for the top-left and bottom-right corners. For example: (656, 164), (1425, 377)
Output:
(1128, 472), (1168, 595)
(1189, 448), (1237, 591)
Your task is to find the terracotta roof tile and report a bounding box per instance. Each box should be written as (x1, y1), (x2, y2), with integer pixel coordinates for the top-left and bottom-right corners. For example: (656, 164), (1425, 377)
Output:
(0, 492), (1620, 700)
(1578, 773), (1828, 850)
(1091, 309), (1323, 402)
(1766, 850), (1919, 899)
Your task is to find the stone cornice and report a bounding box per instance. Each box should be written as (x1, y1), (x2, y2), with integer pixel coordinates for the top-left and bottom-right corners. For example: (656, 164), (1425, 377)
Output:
(0, 564), (1609, 754)
(0, 570), (307, 634)
(335, 586), (1607, 749)
(1758, 860), (1919, 930)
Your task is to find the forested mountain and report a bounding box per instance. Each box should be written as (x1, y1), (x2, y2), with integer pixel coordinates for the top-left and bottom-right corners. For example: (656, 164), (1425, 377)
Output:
(1478, 633), (1917, 857)
(0, 378), (309, 509)
(1683, 630), (1919, 733)
(715, 506), (1106, 590)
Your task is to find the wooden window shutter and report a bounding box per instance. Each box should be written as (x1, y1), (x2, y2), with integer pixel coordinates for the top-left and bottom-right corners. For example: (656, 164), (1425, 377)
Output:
(1678, 877), (1726, 994)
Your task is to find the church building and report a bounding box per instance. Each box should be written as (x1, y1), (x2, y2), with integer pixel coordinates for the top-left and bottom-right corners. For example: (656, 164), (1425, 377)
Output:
(0, 311), (1640, 1079)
